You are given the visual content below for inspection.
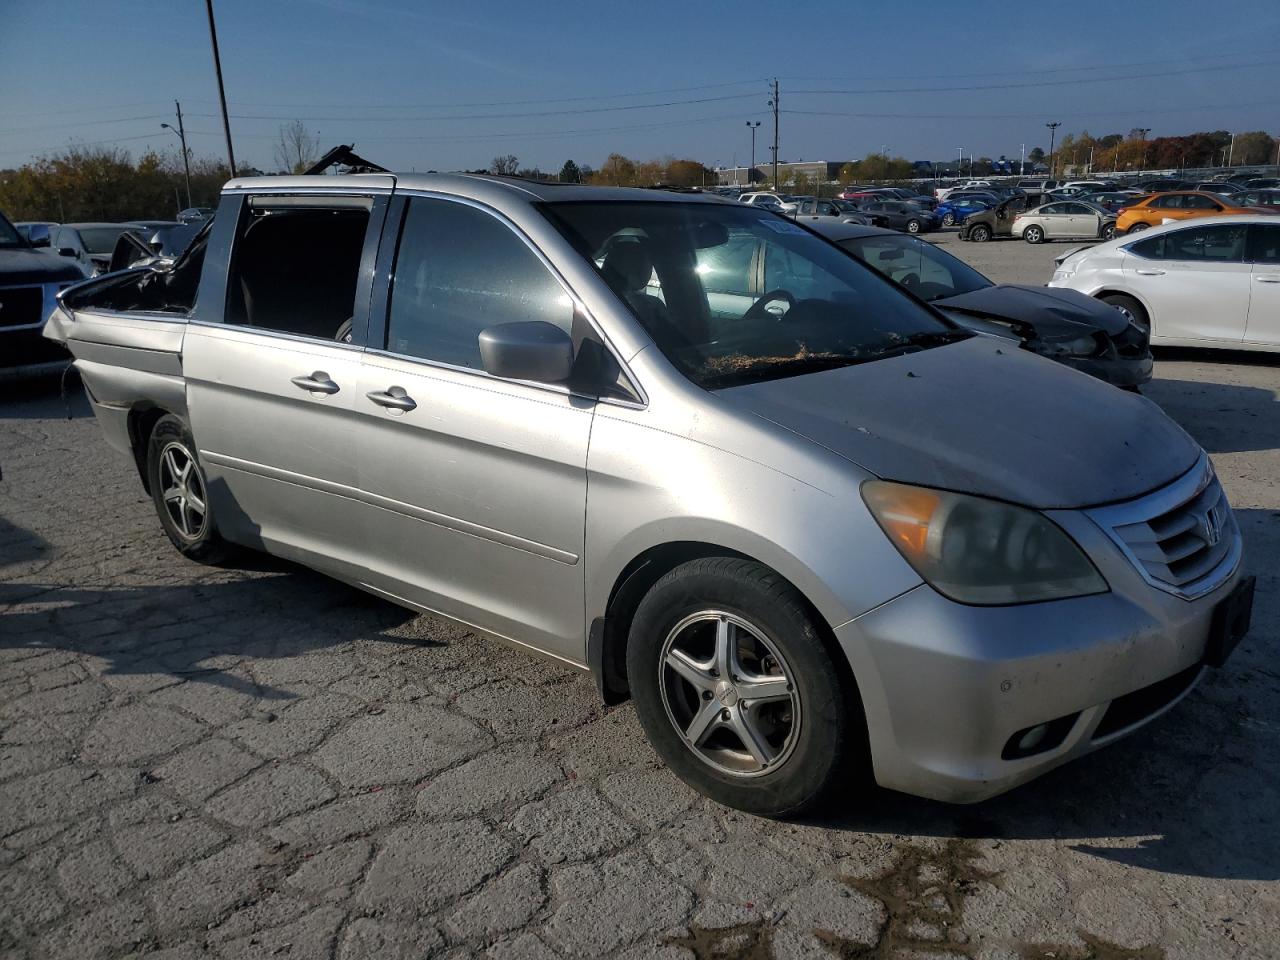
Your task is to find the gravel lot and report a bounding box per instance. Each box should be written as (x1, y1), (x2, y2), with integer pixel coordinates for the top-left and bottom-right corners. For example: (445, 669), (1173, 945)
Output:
(2, 234), (1278, 960)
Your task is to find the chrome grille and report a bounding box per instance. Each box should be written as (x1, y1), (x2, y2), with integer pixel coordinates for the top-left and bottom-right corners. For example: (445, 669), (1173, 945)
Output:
(1087, 455), (1240, 600)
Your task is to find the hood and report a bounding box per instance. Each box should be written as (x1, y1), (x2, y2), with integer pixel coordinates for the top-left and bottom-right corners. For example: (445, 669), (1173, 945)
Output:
(0, 247), (85, 285)
(720, 336), (1199, 509)
(934, 284), (1128, 338)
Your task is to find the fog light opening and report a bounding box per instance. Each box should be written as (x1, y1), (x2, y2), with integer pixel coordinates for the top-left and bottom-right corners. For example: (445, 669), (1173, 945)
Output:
(1001, 713), (1080, 761)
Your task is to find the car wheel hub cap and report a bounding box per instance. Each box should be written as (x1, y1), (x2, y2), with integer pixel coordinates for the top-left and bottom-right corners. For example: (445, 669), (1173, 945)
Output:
(658, 611), (801, 778)
(159, 441), (207, 540)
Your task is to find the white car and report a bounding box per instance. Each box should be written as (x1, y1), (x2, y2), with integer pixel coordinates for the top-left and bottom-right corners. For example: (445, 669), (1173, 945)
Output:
(935, 180), (992, 201)
(738, 192), (786, 209)
(1048, 214), (1280, 351)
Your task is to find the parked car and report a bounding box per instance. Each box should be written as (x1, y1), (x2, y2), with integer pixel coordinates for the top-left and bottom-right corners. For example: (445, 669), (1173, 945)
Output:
(1081, 191), (1147, 212)
(1244, 178), (1280, 189)
(48, 222), (149, 276)
(1115, 191), (1263, 234)
(1049, 215), (1279, 352)
(1016, 178), (1059, 191)
(788, 198), (872, 226)
(1137, 179), (1190, 193)
(1013, 200), (1117, 243)
(811, 221), (1151, 388)
(177, 207), (215, 223)
(957, 194), (1045, 242)
(1236, 188), (1280, 208)
(855, 199), (940, 234)
(939, 189), (1002, 208)
(936, 198), (992, 227)
(1057, 181), (1112, 197)
(0, 210), (85, 378)
(738, 192), (787, 212)
(46, 173), (1253, 814)
(14, 221), (58, 247)
(1189, 181), (1244, 196)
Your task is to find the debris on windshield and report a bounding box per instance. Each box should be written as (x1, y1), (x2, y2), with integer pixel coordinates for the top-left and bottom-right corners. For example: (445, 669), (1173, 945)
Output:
(700, 344), (850, 377)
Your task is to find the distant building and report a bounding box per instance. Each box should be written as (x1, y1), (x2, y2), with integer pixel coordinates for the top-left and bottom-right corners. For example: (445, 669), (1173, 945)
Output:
(716, 160), (849, 186)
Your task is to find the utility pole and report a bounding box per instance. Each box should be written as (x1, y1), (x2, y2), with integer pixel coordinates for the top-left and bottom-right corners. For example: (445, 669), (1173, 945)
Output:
(746, 120), (760, 187)
(1020, 143), (1025, 176)
(1045, 122), (1061, 177)
(768, 79), (779, 190)
(1136, 127), (1151, 172)
(1228, 131), (1236, 167)
(205, 0), (237, 177)
(957, 147), (963, 178)
(161, 100), (193, 209)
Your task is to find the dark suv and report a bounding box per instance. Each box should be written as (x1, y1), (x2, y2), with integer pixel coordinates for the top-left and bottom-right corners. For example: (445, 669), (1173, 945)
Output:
(0, 210), (85, 378)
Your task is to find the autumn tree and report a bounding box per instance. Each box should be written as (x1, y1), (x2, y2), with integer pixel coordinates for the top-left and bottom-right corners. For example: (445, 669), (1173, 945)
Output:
(274, 120), (320, 174)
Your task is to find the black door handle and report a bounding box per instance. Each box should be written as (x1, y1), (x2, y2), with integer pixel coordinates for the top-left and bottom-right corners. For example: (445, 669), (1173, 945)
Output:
(291, 372), (340, 395)
(366, 386), (417, 412)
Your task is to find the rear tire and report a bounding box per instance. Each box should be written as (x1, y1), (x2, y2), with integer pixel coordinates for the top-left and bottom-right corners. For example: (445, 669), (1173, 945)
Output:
(1126, 222), (1150, 234)
(146, 414), (234, 565)
(1024, 224), (1044, 244)
(626, 557), (862, 817)
(970, 224), (992, 242)
(906, 219), (921, 234)
(942, 213), (956, 227)
(1100, 293), (1150, 336)
(1101, 222), (1117, 241)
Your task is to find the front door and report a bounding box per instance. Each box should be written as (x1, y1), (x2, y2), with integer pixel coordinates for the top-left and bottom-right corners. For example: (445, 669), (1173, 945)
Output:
(183, 189), (389, 574)
(1246, 223), (1280, 346)
(354, 195), (594, 664)
(1123, 222), (1251, 344)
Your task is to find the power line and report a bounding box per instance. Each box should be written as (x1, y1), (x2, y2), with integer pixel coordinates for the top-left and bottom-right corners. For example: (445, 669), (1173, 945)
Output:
(783, 98), (1280, 121)
(785, 58), (1280, 97)
(0, 114), (168, 136)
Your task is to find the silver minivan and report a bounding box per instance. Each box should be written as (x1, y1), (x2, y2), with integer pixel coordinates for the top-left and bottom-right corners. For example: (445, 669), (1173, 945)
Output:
(46, 174), (1253, 815)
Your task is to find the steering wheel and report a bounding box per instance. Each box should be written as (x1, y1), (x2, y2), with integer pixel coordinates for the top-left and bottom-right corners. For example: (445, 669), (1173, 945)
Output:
(743, 289), (796, 321)
(899, 273), (921, 290)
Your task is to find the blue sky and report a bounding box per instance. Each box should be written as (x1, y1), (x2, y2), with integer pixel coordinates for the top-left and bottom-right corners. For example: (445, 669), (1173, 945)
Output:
(3, 0), (1279, 173)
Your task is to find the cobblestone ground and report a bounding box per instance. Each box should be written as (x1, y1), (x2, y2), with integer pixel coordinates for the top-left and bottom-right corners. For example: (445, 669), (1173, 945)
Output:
(3, 330), (1279, 957)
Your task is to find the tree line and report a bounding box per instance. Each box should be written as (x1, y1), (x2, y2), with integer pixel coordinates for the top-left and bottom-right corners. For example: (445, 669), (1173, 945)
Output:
(1048, 128), (1277, 175)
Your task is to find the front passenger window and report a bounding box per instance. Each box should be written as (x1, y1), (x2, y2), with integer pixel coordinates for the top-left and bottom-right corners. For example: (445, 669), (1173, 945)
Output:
(386, 198), (571, 370)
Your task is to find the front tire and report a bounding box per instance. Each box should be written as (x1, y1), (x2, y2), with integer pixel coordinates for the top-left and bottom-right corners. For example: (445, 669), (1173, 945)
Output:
(1101, 222), (1117, 241)
(1100, 293), (1150, 336)
(969, 224), (992, 242)
(1023, 224), (1044, 244)
(905, 219), (921, 234)
(626, 557), (861, 817)
(942, 213), (956, 227)
(146, 414), (233, 564)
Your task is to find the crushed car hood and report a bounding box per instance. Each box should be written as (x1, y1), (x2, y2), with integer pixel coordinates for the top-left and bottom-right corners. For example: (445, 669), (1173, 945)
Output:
(0, 247), (84, 285)
(721, 336), (1199, 509)
(935, 284), (1127, 338)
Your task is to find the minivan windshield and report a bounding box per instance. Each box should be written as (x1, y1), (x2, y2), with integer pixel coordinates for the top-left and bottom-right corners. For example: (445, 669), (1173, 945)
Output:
(0, 212), (23, 248)
(542, 201), (962, 388)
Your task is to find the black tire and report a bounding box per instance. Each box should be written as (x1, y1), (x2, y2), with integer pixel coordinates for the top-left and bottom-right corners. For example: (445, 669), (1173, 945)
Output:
(146, 414), (234, 564)
(969, 223), (992, 242)
(1127, 222), (1150, 234)
(1100, 293), (1150, 336)
(942, 213), (956, 227)
(626, 557), (861, 817)
(905, 219), (921, 234)
(1023, 224), (1044, 244)
(1101, 222), (1117, 241)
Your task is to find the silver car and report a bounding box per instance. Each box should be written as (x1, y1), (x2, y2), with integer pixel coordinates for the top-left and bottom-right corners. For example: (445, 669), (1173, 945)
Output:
(1013, 200), (1118, 244)
(45, 174), (1253, 815)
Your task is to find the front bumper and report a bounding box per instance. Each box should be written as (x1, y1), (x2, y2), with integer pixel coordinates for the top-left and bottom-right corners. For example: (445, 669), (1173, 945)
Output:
(1053, 349), (1153, 388)
(835, 498), (1245, 803)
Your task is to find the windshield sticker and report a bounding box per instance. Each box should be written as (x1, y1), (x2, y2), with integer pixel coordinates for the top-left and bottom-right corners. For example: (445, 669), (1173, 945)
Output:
(758, 218), (808, 235)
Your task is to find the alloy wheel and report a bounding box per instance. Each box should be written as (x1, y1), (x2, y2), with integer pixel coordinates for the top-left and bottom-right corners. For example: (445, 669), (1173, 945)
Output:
(158, 441), (208, 540)
(658, 610), (801, 778)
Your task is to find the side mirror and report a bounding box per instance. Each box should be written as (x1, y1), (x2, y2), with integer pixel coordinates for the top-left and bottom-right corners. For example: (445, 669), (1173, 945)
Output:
(28, 225), (51, 247)
(57, 247), (77, 258)
(478, 321), (574, 384)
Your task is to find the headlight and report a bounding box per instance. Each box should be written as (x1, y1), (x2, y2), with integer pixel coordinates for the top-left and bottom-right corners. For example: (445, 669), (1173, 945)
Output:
(1054, 334), (1101, 356)
(862, 481), (1108, 604)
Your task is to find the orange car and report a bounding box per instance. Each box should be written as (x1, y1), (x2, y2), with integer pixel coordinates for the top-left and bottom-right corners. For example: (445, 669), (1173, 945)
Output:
(1115, 190), (1254, 234)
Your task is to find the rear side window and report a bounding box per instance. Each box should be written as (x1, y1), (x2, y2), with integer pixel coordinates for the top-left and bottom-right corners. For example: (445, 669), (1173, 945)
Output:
(385, 198), (571, 369)
(1248, 224), (1280, 264)
(224, 196), (372, 340)
(1183, 195), (1220, 210)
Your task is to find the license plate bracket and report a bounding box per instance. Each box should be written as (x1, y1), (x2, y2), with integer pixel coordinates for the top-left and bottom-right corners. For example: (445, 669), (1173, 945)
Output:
(1205, 575), (1255, 668)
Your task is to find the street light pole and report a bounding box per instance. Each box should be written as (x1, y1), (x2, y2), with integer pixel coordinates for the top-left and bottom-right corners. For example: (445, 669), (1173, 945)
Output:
(161, 100), (193, 209)
(957, 147), (963, 178)
(767, 79), (780, 190)
(746, 121), (760, 186)
(1020, 143), (1025, 176)
(205, 0), (237, 177)
(1045, 122), (1061, 177)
